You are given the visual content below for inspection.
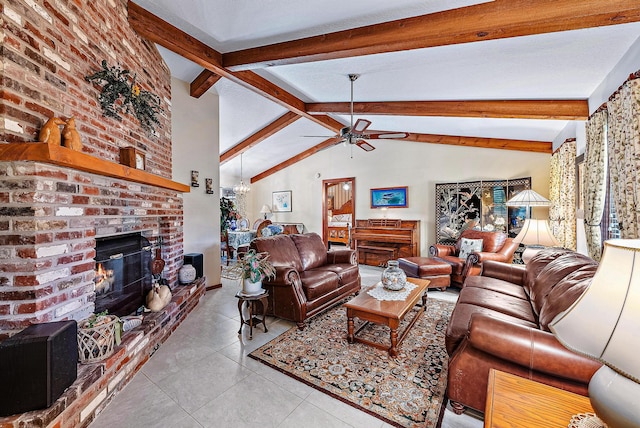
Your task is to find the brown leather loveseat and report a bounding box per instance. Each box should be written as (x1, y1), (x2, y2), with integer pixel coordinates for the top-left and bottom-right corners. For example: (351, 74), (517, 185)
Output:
(430, 229), (519, 287)
(445, 248), (602, 414)
(250, 233), (361, 329)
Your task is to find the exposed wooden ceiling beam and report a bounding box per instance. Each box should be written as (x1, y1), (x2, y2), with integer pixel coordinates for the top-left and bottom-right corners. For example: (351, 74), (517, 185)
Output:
(252, 133), (551, 182)
(251, 138), (337, 183)
(306, 100), (589, 120)
(224, 0), (640, 70)
(127, 1), (343, 133)
(190, 70), (222, 98)
(404, 133), (552, 153)
(220, 112), (301, 164)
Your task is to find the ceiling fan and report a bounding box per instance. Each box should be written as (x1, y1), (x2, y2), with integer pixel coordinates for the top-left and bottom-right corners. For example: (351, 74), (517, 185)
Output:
(309, 74), (410, 152)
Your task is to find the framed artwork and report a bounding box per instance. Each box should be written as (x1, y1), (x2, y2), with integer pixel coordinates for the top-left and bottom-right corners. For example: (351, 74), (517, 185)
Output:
(205, 178), (213, 194)
(435, 177), (531, 244)
(272, 190), (292, 212)
(370, 186), (408, 208)
(191, 170), (199, 187)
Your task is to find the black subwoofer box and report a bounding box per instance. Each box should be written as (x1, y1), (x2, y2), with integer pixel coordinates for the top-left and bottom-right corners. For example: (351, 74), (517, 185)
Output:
(0, 320), (78, 416)
(184, 253), (203, 278)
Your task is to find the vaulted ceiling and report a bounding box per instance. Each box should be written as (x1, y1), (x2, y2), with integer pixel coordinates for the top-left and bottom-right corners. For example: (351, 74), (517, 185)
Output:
(128, 0), (640, 183)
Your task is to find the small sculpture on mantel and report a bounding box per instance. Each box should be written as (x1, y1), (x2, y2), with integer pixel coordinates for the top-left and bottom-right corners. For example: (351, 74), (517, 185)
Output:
(62, 117), (83, 151)
(38, 116), (65, 145)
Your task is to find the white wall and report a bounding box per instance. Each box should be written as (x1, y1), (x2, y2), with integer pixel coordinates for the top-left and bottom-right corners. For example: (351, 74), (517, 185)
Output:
(171, 77), (221, 286)
(249, 140), (550, 255)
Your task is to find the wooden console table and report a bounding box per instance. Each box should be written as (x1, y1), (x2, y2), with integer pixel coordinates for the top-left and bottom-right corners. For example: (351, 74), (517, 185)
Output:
(484, 369), (595, 428)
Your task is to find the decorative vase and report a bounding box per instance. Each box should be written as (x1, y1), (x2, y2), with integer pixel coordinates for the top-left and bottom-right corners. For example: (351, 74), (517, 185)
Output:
(242, 278), (263, 296)
(179, 264), (196, 284)
(381, 260), (407, 291)
(230, 219), (237, 231)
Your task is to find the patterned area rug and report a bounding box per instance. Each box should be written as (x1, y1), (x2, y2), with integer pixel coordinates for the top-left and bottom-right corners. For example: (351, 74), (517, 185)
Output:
(249, 297), (454, 428)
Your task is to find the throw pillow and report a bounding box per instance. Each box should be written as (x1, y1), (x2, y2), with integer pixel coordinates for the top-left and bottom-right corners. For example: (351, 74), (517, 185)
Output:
(459, 238), (483, 260)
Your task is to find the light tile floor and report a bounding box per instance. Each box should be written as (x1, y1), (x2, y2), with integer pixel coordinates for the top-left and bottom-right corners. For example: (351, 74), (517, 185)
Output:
(91, 266), (483, 428)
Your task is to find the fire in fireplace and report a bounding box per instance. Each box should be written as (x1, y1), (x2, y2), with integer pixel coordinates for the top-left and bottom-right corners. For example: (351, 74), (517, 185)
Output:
(94, 233), (153, 316)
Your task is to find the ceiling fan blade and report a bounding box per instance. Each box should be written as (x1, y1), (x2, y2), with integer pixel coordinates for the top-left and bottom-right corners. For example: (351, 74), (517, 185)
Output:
(353, 119), (371, 133)
(365, 132), (409, 140)
(355, 139), (376, 152)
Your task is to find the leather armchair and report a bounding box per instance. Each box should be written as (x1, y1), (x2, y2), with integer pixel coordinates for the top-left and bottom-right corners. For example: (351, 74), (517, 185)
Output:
(429, 229), (519, 287)
(250, 233), (361, 329)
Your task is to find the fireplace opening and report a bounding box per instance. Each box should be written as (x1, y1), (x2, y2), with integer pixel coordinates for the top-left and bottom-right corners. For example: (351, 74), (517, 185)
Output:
(94, 233), (153, 316)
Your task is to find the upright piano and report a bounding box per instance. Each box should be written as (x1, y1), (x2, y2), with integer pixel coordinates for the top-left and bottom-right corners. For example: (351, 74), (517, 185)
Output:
(352, 219), (420, 266)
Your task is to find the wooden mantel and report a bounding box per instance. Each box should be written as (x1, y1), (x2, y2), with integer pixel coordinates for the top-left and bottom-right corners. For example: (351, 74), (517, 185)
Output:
(0, 142), (190, 193)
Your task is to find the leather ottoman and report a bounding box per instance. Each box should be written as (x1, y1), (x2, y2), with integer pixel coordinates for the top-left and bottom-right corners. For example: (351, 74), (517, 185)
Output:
(398, 257), (452, 291)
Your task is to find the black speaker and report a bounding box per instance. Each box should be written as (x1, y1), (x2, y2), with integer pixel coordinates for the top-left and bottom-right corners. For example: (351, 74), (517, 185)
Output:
(184, 253), (203, 278)
(0, 320), (78, 416)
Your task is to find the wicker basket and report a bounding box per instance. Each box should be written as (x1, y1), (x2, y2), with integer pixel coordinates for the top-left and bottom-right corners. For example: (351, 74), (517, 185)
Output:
(77, 315), (118, 363)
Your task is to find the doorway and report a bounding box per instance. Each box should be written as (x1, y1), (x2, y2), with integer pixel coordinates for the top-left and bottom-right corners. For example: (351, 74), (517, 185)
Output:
(322, 177), (355, 248)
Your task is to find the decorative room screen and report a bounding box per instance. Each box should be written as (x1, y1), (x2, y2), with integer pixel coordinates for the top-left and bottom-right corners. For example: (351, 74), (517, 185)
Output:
(435, 177), (531, 244)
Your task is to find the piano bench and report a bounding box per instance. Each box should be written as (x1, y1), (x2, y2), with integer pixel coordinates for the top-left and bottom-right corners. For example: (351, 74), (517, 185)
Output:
(357, 245), (398, 267)
(398, 257), (451, 291)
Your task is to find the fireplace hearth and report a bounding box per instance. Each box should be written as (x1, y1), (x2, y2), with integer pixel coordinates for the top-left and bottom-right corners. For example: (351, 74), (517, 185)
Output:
(94, 233), (153, 317)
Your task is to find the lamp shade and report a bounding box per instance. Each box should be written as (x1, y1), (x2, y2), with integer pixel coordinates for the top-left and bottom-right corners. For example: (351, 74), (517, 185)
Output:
(549, 239), (640, 427)
(513, 218), (561, 247)
(259, 205), (271, 214)
(549, 239), (640, 381)
(259, 204), (271, 219)
(505, 189), (550, 206)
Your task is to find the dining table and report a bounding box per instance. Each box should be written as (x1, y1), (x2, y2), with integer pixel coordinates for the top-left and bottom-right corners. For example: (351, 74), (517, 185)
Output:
(227, 229), (257, 252)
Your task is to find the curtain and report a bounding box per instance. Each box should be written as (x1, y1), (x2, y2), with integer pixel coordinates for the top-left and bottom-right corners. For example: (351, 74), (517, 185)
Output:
(549, 139), (577, 250)
(584, 110), (608, 260)
(606, 74), (640, 239)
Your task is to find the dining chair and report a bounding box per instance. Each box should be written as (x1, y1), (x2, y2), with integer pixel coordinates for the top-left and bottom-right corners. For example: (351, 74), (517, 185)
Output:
(220, 230), (231, 265)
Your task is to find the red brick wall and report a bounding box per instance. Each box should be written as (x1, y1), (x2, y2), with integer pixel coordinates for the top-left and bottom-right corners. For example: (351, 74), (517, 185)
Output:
(0, 1), (182, 337)
(1, 0), (172, 176)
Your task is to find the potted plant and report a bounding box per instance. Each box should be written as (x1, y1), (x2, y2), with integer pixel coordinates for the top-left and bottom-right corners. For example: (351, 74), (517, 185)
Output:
(230, 249), (276, 295)
(220, 197), (236, 230)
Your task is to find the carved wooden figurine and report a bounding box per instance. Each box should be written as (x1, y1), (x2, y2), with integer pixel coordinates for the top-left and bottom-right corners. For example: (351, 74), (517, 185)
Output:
(62, 117), (83, 151)
(38, 117), (65, 145)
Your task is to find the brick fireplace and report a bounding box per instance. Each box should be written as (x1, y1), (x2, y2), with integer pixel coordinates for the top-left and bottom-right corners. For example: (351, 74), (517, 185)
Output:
(0, 0), (182, 337)
(0, 1), (209, 425)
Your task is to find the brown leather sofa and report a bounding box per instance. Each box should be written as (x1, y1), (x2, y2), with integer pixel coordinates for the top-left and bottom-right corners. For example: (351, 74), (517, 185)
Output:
(429, 230), (519, 287)
(250, 233), (361, 329)
(445, 248), (602, 414)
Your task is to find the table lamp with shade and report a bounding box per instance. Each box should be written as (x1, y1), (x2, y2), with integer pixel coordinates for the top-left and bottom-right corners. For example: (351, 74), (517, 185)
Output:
(512, 218), (561, 263)
(506, 188), (559, 263)
(259, 204), (271, 219)
(549, 239), (640, 428)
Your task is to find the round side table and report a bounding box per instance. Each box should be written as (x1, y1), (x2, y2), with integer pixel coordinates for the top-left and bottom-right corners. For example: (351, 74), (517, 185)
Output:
(235, 290), (269, 339)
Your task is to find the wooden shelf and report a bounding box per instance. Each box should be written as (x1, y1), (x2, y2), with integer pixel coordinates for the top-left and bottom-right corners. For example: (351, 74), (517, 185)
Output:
(0, 142), (190, 193)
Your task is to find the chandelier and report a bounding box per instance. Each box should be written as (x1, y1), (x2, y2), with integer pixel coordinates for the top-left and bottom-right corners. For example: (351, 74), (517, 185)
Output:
(233, 153), (250, 194)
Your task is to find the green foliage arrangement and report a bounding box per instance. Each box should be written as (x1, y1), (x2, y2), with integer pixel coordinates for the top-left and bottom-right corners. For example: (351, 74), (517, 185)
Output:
(85, 60), (163, 133)
(232, 249), (276, 283)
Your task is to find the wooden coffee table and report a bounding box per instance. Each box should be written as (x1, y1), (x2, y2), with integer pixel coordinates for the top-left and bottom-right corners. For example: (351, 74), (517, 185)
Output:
(344, 278), (430, 357)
